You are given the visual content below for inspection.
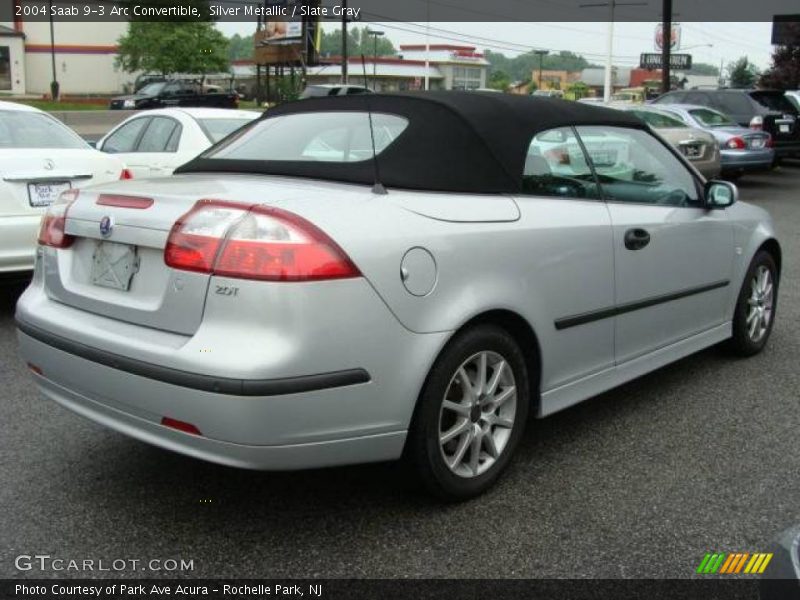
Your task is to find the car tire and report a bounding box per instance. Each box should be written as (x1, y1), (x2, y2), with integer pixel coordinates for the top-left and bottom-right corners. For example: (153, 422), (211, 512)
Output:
(726, 251), (778, 357)
(406, 325), (530, 501)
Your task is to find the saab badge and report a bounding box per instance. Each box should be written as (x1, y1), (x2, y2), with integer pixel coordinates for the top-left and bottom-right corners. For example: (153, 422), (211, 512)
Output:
(99, 215), (114, 238)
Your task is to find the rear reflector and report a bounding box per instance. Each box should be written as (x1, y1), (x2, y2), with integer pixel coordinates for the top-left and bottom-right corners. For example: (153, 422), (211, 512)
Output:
(165, 200), (361, 281)
(27, 363), (43, 376)
(120, 168), (134, 180)
(97, 194), (154, 209)
(161, 416), (202, 436)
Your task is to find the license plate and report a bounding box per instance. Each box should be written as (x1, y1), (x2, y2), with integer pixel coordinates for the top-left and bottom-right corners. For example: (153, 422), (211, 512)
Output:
(751, 138), (766, 149)
(779, 124), (790, 133)
(27, 181), (71, 208)
(91, 241), (140, 291)
(682, 145), (702, 159)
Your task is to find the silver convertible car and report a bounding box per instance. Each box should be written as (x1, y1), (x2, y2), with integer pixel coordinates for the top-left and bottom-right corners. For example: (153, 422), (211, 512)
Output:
(17, 93), (781, 500)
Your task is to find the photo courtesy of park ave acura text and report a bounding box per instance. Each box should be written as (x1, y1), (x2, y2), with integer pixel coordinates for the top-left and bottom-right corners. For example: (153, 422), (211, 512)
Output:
(1, 0), (800, 598)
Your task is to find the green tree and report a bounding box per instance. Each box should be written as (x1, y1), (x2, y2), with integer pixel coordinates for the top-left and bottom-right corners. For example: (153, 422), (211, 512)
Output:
(318, 27), (395, 59)
(485, 49), (593, 83)
(686, 62), (720, 76)
(727, 57), (759, 88)
(488, 69), (511, 92)
(228, 32), (255, 61)
(759, 29), (800, 90)
(115, 1), (229, 76)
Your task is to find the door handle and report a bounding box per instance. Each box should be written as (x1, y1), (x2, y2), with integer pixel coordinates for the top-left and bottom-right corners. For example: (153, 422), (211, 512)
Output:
(624, 228), (651, 251)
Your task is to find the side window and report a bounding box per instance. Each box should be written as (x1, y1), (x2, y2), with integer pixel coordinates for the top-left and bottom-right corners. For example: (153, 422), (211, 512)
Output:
(575, 126), (700, 207)
(102, 118), (149, 153)
(713, 93), (753, 117)
(522, 126), (600, 199)
(137, 117), (179, 152)
(162, 83), (180, 96)
(683, 92), (708, 105)
(165, 125), (181, 152)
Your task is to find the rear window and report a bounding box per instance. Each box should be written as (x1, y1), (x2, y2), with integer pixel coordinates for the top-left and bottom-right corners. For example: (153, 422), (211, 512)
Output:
(0, 110), (87, 149)
(713, 93), (755, 116)
(629, 109), (687, 129)
(198, 118), (256, 143)
(750, 92), (798, 114)
(299, 86), (337, 99)
(203, 111), (409, 163)
(688, 108), (737, 128)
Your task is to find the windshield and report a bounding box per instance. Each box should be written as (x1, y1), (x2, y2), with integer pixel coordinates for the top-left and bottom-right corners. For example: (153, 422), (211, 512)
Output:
(0, 110), (87, 149)
(688, 108), (737, 128)
(198, 118), (257, 143)
(203, 111), (409, 163)
(629, 109), (687, 129)
(138, 82), (166, 96)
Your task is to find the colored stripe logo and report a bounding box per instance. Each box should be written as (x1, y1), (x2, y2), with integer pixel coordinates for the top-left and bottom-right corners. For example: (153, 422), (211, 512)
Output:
(697, 552), (773, 574)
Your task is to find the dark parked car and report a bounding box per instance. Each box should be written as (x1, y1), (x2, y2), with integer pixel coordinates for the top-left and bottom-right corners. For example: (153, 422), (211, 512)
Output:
(652, 89), (800, 163)
(110, 80), (239, 111)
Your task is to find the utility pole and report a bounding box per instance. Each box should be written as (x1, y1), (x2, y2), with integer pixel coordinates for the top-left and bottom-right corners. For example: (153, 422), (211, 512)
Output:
(661, 0), (673, 94)
(367, 28), (384, 91)
(580, 1), (646, 103)
(341, 0), (348, 84)
(534, 50), (549, 90)
(48, 0), (59, 101)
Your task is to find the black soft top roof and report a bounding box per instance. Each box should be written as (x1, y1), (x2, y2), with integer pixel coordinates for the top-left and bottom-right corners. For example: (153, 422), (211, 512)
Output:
(176, 91), (646, 194)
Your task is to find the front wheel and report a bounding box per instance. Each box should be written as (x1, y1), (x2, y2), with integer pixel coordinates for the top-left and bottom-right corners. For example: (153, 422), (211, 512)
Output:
(406, 325), (530, 501)
(726, 251), (778, 356)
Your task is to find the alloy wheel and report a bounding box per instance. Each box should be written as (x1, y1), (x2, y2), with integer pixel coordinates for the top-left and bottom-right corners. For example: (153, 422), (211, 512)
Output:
(746, 265), (774, 343)
(438, 351), (517, 478)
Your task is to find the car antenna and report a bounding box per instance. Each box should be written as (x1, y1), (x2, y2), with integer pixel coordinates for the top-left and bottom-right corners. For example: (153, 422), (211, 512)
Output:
(361, 54), (387, 195)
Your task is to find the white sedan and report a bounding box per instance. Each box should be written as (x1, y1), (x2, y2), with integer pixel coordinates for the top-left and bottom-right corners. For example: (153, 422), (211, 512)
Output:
(95, 108), (260, 179)
(0, 101), (126, 275)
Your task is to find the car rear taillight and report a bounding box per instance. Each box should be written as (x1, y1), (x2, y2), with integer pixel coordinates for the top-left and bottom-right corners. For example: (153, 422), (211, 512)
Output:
(726, 137), (746, 150)
(765, 135), (774, 148)
(165, 200), (361, 281)
(120, 168), (134, 180)
(749, 116), (763, 131)
(37, 189), (79, 249)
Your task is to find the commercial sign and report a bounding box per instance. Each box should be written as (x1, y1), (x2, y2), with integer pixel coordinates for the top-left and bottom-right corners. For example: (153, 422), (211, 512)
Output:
(655, 23), (681, 51)
(640, 53), (692, 70)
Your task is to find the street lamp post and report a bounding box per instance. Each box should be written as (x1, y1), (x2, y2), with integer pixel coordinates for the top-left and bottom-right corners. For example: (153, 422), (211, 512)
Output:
(366, 28), (384, 92)
(48, 0), (59, 101)
(534, 50), (549, 91)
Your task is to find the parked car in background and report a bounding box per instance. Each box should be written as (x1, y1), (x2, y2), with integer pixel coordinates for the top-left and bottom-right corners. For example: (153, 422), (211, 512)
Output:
(611, 87), (646, 104)
(96, 108), (260, 179)
(17, 93), (780, 500)
(110, 80), (239, 110)
(612, 105), (721, 179)
(532, 90), (564, 99)
(652, 89), (800, 163)
(0, 101), (126, 275)
(655, 104), (774, 179)
(299, 84), (372, 99)
(786, 91), (800, 111)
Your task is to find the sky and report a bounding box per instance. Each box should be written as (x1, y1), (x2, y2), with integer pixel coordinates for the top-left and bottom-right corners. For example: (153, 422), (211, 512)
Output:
(217, 21), (776, 71)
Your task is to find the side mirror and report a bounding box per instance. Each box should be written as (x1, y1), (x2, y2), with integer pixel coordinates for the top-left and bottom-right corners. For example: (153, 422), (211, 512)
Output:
(705, 180), (738, 209)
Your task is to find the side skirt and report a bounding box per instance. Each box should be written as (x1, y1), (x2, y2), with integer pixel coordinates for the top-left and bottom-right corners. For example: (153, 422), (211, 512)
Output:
(537, 322), (732, 418)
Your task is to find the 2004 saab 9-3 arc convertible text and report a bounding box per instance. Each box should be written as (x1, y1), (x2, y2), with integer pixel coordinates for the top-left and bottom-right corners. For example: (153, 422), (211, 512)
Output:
(16, 93), (781, 500)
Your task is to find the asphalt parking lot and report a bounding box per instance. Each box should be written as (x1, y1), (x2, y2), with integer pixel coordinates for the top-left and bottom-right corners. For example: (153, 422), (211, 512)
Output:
(1, 165), (799, 580)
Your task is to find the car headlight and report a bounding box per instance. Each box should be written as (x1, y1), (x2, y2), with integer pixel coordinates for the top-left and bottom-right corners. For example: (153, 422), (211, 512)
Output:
(123, 99), (136, 109)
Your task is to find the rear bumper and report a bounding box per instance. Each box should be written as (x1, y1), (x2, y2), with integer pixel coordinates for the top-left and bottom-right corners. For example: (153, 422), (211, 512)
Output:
(0, 215), (40, 273)
(16, 273), (448, 470)
(773, 141), (800, 158)
(720, 149), (775, 172)
(27, 357), (405, 470)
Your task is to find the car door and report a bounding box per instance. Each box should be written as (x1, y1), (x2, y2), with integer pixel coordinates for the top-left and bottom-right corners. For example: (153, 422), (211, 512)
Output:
(515, 126), (616, 393)
(133, 116), (182, 176)
(99, 116), (151, 178)
(576, 126), (734, 365)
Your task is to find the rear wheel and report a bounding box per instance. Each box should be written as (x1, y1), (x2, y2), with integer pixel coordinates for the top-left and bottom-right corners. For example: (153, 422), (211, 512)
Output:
(407, 325), (530, 500)
(726, 251), (778, 356)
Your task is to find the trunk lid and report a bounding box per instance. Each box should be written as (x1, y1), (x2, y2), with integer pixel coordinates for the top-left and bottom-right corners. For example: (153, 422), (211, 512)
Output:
(0, 148), (122, 217)
(46, 174), (376, 335)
